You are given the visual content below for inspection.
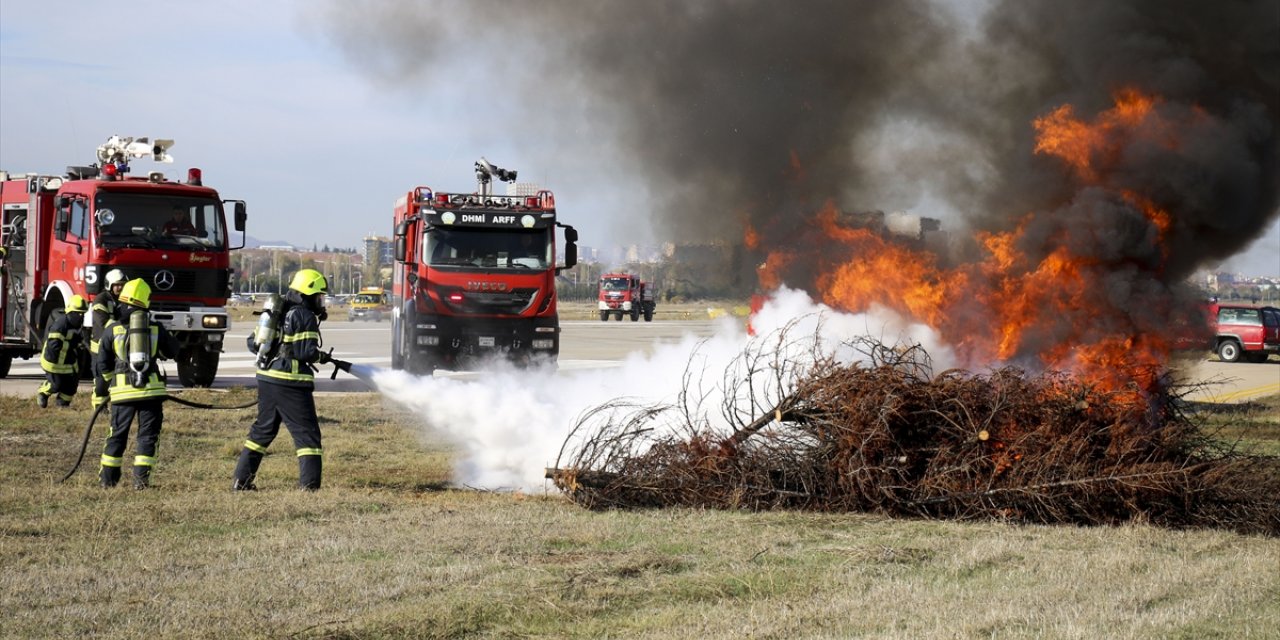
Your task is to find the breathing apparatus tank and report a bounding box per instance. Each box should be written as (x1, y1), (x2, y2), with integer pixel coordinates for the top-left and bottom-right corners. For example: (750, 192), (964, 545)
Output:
(253, 293), (283, 369)
(126, 309), (152, 388)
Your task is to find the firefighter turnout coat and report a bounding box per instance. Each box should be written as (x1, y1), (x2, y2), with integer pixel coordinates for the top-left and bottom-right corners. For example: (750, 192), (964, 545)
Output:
(40, 311), (85, 376)
(96, 317), (180, 403)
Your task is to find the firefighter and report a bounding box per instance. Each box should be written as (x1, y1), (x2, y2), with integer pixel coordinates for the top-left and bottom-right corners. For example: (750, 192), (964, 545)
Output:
(94, 279), (179, 489)
(233, 268), (333, 491)
(36, 295), (89, 408)
(90, 268), (127, 408)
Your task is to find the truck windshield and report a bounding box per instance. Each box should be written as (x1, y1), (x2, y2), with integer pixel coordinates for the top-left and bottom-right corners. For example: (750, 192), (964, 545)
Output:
(425, 227), (550, 270)
(601, 277), (630, 291)
(94, 193), (226, 251)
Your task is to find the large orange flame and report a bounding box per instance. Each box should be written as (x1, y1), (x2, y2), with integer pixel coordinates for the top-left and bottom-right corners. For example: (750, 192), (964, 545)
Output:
(756, 89), (1189, 402)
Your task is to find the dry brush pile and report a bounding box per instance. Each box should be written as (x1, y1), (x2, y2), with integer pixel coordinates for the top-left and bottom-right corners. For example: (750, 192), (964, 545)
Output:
(549, 329), (1279, 536)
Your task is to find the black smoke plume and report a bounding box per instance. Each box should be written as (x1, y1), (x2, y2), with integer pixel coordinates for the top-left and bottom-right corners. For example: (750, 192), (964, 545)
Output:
(319, 0), (1278, 320)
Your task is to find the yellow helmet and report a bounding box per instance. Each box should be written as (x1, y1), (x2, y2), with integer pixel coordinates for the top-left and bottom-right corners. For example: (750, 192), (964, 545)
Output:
(118, 278), (152, 309)
(289, 269), (328, 296)
(66, 294), (89, 313)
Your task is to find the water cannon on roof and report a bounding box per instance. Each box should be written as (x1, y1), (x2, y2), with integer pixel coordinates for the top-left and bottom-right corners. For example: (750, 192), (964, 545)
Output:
(474, 157), (517, 196)
(96, 135), (174, 168)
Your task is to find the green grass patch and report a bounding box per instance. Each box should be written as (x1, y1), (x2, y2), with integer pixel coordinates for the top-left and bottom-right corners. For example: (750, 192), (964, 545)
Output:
(1, 392), (1277, 638)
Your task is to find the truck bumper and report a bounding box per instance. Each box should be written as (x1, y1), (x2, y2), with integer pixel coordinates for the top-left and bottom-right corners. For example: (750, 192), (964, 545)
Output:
(150, 307), (229, 351)
(410, 314), (560, 360)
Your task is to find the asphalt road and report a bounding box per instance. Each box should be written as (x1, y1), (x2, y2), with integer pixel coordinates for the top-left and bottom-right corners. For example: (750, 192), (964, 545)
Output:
(2, 319), (1277, 402)
(0, 318), (725, 395)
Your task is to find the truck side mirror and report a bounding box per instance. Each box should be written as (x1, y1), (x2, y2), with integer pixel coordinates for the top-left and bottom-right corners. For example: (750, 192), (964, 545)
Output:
(234, 202), (247, 231)
(54, 209), (69, 241)
(394, 236), (407, 262)
(564, 227), (579, 243)
(562, 242), (577, 270)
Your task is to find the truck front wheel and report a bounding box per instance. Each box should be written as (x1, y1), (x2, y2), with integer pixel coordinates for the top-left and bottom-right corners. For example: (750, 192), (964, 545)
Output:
(405, 347), (437, 376)
(600, 310), (608, 322)
(177, 348), (220, 387)
(0, 354), (11, 378)
(643, 307), (653, 322)
(1216, 340), (1242, 363)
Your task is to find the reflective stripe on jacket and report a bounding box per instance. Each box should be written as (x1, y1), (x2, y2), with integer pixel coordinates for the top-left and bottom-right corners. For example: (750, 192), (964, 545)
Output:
(40, 313), (83, 374)
(90, 291), (117, 354)
(106, 323), (168, 402)
(253, 305), (322, 388)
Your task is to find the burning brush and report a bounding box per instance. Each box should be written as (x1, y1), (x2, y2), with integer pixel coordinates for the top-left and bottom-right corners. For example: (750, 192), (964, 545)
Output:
(548, 328), (1280, 537)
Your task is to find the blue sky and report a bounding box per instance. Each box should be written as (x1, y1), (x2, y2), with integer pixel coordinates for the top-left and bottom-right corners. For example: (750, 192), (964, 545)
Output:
(1, 0), (1276, 276)
(0, 1), (635, 251)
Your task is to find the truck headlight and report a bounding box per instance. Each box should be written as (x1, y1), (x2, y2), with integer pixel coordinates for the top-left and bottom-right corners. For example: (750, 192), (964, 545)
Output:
(202, 315), (227, 328)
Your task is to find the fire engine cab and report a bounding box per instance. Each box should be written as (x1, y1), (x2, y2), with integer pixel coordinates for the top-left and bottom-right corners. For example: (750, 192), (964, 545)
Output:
(391, 158), (578, 374)
(0, 136), (246, 385)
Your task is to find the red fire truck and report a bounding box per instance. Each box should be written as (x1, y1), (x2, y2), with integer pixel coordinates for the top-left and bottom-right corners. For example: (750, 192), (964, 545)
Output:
(0, 136), (246, 385)
(598, 272), (656, 322)
(390, 159), (578, 374)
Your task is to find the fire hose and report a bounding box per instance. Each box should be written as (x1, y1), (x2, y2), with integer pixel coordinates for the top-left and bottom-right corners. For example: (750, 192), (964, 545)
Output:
(60, 393), (262, 483)
(60, 355), (374, 483)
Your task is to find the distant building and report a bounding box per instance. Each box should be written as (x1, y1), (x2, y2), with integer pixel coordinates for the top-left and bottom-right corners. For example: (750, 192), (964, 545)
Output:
(363, 235), (393, 268)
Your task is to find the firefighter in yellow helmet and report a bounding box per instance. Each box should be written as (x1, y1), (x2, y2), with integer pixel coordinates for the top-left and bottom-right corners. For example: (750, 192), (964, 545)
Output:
(93, 279), (179, 489)
(36, 295), (89, 408)
(233, 268), (333, 491)
(89, 268), (127, 408)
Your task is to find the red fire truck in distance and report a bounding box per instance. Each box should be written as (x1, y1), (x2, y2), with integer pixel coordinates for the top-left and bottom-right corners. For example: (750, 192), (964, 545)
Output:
(598, 272), (656, 322)
(0, 136), (246, 385)
(391, 159), (578, 374)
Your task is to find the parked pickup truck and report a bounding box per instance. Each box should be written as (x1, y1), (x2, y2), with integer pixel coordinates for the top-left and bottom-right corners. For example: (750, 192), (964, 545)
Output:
(1211, 303), (1280, 363)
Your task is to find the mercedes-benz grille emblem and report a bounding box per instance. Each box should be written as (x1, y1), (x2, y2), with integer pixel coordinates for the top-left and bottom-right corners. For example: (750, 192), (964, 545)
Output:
(153, 270), (176, 291)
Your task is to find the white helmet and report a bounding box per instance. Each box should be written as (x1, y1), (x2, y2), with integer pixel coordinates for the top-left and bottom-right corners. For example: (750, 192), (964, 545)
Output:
(105, 268), (126, 287)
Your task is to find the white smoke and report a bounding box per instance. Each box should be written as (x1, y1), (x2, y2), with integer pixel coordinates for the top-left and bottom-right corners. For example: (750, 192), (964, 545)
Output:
(372, 286), (956, 491)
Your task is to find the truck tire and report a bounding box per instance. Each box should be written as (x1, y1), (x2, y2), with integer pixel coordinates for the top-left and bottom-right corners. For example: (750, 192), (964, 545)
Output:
(404, 348), (436, 376)
(614, 311), (624, 321)
(77, 349), (93, 381)
(1216, 339), (1242, 363)
(177, 348), (220, 387)
(643, 307), (653, 322)
(630, 308), (640, 322)
(391, 326), (405, 370)
(600, 310), (609, 322)
(0, 354), (11, 378)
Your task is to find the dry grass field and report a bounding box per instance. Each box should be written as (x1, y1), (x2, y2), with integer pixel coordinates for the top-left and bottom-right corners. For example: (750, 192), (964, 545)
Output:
(1, 390), (1277, 639)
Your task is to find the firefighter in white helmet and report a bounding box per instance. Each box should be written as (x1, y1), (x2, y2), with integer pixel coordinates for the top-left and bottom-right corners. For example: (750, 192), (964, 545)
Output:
(36, 295), (89, 408)
(233, 268), (333, 491)
(94, 279), (179, 489)
(90, 268), (127, 408)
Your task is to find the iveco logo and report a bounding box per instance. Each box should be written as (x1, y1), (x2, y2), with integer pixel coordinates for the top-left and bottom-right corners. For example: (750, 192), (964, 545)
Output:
(465, 281), (507, 292)
(153, 270), (176, 291)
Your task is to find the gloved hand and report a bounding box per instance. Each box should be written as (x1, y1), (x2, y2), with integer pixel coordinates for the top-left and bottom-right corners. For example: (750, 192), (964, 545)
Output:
(316, 350), (332, 365)
(94, 377), (109, 399)
(91, 393), (108, 409)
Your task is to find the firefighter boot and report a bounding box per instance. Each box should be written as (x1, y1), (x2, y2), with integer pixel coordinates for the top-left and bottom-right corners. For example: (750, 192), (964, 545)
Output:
(232, 448), (264, 491)
(133, 466), (151, 490)
(36, 393), (49, 409)
(99, 466), (121, 488)
(298, 455), (322, 491)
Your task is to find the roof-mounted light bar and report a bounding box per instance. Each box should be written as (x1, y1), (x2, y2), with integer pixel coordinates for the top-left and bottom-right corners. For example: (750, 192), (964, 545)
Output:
(421, 190), (557, 211)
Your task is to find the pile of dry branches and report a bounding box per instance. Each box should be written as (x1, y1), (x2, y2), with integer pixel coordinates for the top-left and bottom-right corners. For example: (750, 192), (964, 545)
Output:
(549, 335), (1279, 536)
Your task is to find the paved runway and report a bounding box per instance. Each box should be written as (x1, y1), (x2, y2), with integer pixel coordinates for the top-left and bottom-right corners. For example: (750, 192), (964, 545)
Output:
(2, 318), (1276, 402)
(0, 319), (725, 394)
